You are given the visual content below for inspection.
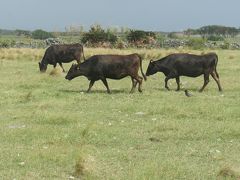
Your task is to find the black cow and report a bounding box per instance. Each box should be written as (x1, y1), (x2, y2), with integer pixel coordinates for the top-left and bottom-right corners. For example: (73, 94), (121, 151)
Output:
(38, 43), (85, 72)
(65, 54), (147, 93)
(146, 53), (222, 92)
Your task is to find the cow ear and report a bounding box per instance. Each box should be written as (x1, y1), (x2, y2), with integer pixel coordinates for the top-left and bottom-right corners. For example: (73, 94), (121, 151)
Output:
(150, 59), (153, 63)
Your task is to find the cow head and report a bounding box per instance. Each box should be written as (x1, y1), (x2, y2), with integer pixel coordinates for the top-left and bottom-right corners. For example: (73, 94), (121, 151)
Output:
(38, 62), (47, 72)
(146, 60), (158, 76)
(65, 63), (80, 80)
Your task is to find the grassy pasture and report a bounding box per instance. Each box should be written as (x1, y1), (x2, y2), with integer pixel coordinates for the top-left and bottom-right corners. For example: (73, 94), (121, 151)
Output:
(0, 48), (240, 179)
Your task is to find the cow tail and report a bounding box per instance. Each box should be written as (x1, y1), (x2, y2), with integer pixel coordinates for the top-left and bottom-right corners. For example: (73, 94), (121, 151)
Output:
(214, 54), (219, 78)
(138, 54), (147, 81)
(82, 45), (86, 61)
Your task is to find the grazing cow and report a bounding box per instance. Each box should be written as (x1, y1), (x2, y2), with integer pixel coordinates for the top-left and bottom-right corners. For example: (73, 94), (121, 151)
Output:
(65, 54), (147, 93)
(146, 53), (222, 92)
(38, 43), (85, 72)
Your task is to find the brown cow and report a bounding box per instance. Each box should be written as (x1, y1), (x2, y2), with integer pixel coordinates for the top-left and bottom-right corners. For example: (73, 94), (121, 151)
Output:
(146, 53), (222, 92)
(39, 43), (85, 72)
(65, 54), (146, 93)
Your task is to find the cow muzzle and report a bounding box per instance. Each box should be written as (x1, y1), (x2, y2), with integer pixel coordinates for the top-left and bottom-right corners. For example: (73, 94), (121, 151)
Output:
(65, 75), (72, 80)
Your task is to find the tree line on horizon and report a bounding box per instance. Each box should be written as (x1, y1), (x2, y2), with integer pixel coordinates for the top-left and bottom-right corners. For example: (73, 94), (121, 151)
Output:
(184, 25), (239, 38)
(1, 24), (239, 38)
(1, 25), (240, 49)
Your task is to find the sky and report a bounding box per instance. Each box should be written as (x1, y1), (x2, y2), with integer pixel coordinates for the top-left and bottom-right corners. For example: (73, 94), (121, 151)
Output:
(1, 0), (240, 32)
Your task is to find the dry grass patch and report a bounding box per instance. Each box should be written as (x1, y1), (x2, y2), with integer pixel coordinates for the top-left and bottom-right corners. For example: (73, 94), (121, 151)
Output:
(228, 55), (235, 60)
(49, 67), (63, 76)
(218, 166), (240, 179)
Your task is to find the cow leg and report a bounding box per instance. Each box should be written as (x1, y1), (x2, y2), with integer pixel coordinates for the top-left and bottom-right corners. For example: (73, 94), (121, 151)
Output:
(87, 80), (95, 93)
(165, 72), (177, 91)
(76, 58), (81, 65)
(137, 76), (143, 92)
(130, 77), (138, 93)
(176, 76), (180, 91)
(53, 64), (57, 69)
(59, 62), (65, 72)
(165, 77), (171, 90)
(101, 78), (111, 94)
(211, 71), (223, 91)
(199, 73), (210, 92)
(133, 76), (143, 93)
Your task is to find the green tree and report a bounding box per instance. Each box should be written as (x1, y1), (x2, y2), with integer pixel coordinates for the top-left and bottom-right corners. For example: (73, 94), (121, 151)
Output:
(31, 29), (55, 40)
(187, 38), (206, 50)
(81, 24), (117, 44)
(15, 29), (31, 36)
(127, 30), (147, 42)
(167, 32), (178, 39)
(198, 25), (239, 38)
(127, 30), (156, 43)
(183, 28), (198, 36)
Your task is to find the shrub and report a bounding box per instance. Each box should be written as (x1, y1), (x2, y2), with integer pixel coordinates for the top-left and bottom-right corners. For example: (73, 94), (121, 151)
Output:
(81, 24), (117, 45)
(167, 32), (178, 39)
(127, 30), (156, 43)
(15, 29), (31, 37)
(115, 39), (127, 49)
(220, 41), (230, 49)
(156, 34), (166, 47)
(127, 30), (156, 47)
(31, 29), (55, 40)
(127, 30), (147, 43)
(207, 35), (224, 41)
(106, 30), (118, 44)
(0, 39), (16, 48)
(187, 38), (206, 50)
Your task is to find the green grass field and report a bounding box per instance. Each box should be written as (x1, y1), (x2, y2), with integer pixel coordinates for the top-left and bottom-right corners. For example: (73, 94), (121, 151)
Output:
(1, 48), (240, 179)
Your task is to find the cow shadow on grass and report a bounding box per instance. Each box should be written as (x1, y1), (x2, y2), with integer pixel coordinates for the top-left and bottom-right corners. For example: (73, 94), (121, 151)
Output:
(152, 87), (200, 92)
(59, 89), (126, 94)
